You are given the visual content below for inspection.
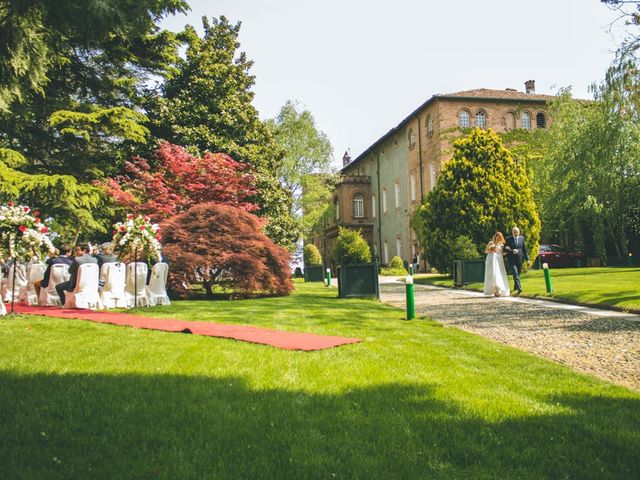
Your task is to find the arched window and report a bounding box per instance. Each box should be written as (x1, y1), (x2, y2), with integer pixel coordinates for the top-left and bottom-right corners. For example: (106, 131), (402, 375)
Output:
(408, 128), (416, 148)
(521, 112), (531, 129)
(475, 111), (486, 128)
(353, 193), (364, 218)
(426, 115), (434, 137)
(334, 198), (340, 221)
(505, 112), (515, 130)
(536, 112), (546, 128)
(459, 110), (470, 128)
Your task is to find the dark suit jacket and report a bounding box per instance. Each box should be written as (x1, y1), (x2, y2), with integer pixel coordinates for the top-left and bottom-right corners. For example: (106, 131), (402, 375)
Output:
(41, 255), (73, 288)
(505, 235), (529, 266)
(68, 254), (99, 290)
(97, 254), (118, 268)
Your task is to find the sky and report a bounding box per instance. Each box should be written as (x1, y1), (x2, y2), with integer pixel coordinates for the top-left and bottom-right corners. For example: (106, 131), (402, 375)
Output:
(161, 0), (630, 168)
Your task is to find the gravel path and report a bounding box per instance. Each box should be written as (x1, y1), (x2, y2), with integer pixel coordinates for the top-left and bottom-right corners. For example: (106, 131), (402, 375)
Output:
(380, 283), (640, 391)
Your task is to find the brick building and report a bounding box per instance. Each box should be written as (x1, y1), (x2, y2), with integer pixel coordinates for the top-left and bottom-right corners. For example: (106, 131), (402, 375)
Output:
(310, 81), (553, 270)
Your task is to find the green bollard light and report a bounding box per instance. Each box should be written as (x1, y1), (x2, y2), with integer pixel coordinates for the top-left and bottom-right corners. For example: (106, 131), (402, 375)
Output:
(326, 268), (331, 287)
(543, 262), (553, 294)
(406, 274), (415, 320)
(629, 253), (633, 267)
(409, 264), (414, 275)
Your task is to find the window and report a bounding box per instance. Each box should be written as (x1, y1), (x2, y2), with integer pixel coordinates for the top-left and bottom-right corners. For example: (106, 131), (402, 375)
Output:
(334, 198), (340, 221)
(426, 115), (434, 137)
(475, 111), (486, 128)
(353, 193), (364, 218)
(371, 194), (376, 218)
(383, 241), (389, 263)
(396, 238), (402, 258)
(394, 182), (401, 208)
(382, 189), (387, 213)
(536, 112), (546, 129)
(521, 112), (531, 129)
(505, 112), (515, 130)
(410, 174), (416, 202)
(429, 163), (437, 191)
(459, 110), (470, 128)
(408, 129), (416, 148)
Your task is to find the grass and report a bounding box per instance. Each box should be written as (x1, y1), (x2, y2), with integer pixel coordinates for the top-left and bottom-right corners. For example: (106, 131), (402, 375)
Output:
(0, 281), (638, 479)
(414, 267), (640, 310)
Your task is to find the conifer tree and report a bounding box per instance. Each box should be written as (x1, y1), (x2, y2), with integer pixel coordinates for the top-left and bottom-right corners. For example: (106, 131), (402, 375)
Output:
(413, 128), (540, 273)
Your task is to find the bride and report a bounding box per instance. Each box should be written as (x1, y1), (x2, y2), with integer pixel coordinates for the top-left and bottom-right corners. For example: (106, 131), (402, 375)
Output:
(483, 232), (510, 297)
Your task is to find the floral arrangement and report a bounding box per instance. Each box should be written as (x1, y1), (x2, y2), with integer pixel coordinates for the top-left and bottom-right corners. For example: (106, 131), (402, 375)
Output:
(0, 203), (54, 261)
(111, 214), (162, 263)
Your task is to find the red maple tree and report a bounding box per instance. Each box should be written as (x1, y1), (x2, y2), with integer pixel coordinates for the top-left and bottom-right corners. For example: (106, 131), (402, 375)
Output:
(161, 202), (293, 298)
(103, 141), (259, 221)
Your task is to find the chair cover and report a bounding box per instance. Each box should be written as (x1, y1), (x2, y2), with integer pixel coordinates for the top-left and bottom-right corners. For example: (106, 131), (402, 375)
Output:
(3, 263), (28, 303)
(64, 263), (103, 310)
(0, 270), (5, 316)
(125, 262), (150, 308)
(146, 263), (170, 306)
(20, 262), (46, 305)
(38, 264), (70, 307)
(100, 262), (127, 309)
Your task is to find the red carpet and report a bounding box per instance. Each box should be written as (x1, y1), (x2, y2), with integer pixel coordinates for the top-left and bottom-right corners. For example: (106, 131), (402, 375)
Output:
(12, 305), (362, 351)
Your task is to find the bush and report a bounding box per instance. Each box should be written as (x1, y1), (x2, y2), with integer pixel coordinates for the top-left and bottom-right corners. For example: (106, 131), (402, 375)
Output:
(413, 128), (540, 273)
(303, 244), (322, 266)
(160, 203), (293, 298)
(331, 227), (372, 265)
(380, 256), (407, 276)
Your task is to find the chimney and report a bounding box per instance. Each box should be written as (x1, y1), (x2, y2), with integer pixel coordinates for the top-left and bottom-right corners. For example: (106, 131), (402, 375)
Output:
(525, 80), (536, 94)
(342, 150), (351, 167)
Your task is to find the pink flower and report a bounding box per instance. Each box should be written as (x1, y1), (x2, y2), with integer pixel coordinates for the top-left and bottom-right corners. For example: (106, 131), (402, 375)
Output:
(19, 225), (26, 232)
(33, 210), (40, 217)
(145, 216), (150, 222)
(8, 202), (13, 207)
(23, 206), (30, 213)
(127, 214), (133, 220)
(139, 226), (145, 231)
(120, 226), (126, 232)
(35, 218), (40, 224)
(41, 227), (48, 233)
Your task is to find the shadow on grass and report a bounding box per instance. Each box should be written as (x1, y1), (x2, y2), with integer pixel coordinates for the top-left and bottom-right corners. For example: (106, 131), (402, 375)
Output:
(1, 372), (638, 479)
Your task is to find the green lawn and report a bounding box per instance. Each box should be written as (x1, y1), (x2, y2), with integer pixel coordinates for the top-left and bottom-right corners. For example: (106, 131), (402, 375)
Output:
(415, 267), (640, 310)
(1, 282), (638, 479)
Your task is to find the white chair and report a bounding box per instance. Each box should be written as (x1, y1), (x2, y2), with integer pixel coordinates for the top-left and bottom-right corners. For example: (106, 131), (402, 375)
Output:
(146, 262), (170, 306)
(38, 264), (70, 306)
(125, 262), (150, 308)
(20, 262), (46, 305)
(3, 262), (28, 303)
(100, 262), (127, 309)
(63, 263), (103, 310)
(0, 269), (5, 316)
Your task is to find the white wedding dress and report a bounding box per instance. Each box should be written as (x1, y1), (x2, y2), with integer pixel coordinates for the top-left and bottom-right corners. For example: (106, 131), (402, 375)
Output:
(483, 242), (510, 297)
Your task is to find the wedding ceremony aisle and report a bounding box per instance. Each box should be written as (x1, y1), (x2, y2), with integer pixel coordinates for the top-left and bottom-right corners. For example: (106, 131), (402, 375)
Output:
(12, 304), (362, 351)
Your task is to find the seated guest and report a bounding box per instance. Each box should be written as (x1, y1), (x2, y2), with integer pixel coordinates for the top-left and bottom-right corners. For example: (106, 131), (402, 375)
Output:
(35, 246), (72, 297)
(97, 242), (118, 268)
(55, 244), (98, 305)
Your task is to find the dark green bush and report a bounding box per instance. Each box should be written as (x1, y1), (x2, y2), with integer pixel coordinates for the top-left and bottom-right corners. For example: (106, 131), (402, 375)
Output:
(303, 244), (322, 266)
(331, 227), (372, 265)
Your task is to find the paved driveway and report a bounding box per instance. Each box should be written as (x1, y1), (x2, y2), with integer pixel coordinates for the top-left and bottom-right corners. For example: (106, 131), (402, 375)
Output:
(380, 283), (640, 391)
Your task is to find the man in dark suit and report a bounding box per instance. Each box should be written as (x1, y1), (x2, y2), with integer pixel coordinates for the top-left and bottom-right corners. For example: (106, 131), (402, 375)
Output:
(504, 226), (529, 296)
(55, 244), (99, 305)
(35, 245), (73, 296)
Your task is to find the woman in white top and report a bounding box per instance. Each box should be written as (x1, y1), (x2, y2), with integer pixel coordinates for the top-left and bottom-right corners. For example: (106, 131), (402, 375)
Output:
(483, 232), (510, 297)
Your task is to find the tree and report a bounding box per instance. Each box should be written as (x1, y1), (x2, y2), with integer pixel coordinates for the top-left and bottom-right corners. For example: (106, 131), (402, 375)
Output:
(536, 58), (640, 260)
(331, 227), (372, 265)
(413, 128), (540, 273)
(103, 141), (259, 222)
(303, 244), (322, 266)
(267, 100), (336, 238)
(160, 203), (293, 299)
(146, 16), (298, 248)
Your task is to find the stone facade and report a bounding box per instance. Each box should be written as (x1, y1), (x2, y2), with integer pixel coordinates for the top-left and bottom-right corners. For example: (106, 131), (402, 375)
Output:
(311, 82), (552, 270)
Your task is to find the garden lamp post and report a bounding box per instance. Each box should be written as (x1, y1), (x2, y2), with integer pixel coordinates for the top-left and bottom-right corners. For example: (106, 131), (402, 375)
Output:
(543, 262), (553, 294)
(406, 274), (415, 320)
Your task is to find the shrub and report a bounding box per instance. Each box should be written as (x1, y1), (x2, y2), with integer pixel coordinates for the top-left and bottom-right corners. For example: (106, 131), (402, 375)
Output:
(293, 266), (303, 278)
(380, 256), (407, 276)
(303, 243), (322, 266)
(160, 202), (293, 298)
(331, 227), (372, 265)
(413, 128), (540, 273)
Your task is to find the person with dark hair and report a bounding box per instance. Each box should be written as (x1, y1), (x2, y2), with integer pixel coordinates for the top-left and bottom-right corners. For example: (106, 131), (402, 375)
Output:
(55, 244), (98, 304)
(34, 245), (73, 297)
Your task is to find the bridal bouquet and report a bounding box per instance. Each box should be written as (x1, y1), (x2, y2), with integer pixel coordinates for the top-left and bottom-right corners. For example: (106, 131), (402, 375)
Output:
(0, 203), (54, 261)
(112, 214), (162, 263)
